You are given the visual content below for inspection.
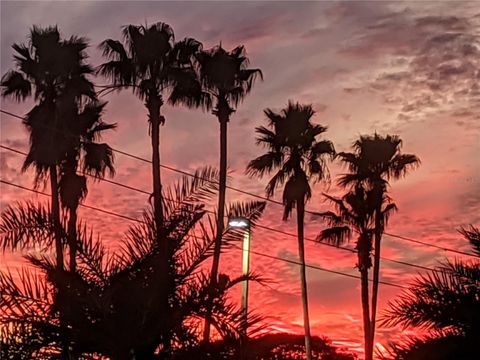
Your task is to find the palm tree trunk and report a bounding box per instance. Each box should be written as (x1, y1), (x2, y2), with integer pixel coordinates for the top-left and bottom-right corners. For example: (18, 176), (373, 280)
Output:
(203, 115), (228, 342)
(147, 93), (171, 348)
(369, 206), (383, 360)
(360, 266), (371, 360)
(297, 201), (312, 360)
(148, 94), (164, 234)
(51, 165), (71, 360)
(68, 207), (77, 272)
(50, 165), (63, 270)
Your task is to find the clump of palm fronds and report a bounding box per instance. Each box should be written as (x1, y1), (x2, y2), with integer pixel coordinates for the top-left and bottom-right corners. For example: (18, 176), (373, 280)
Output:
(379, 226), (480, 360)
(0, 166), (267, 359)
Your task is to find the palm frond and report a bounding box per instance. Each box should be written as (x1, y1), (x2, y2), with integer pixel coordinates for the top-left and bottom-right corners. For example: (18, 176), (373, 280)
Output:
(81, 142), (115, 178)
(246, 151), (283, 177)
(459, 225), (480, 256)
(226, 200), (266, 227)
(389, 153), (421, 180)
(0, 201), (59, 252)
(0, 267), (51, 322)
(75, 221), (109, 286)
(162, 166), (219, 217)
(317, 226), (352, 246)
(381, 259), (480, 332)
(1, 70), (32, 100)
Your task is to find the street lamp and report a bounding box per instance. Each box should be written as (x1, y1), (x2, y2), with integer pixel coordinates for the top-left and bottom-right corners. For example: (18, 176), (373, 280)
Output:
(228, 217), (251, 340)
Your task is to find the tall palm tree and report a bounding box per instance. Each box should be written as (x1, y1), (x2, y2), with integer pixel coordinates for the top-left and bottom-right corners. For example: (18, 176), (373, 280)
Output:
(193, 44), (262, 341)
(99, 23), (204, 342)
(380, 226), (480, 360)
(98, 22), (204, 235)
(1, 26), (98, 272)
(337, 133), (419, 359)
(247, 101), (335, 360)
(317, 187), (396, 360)
(58, 100), (115, 272)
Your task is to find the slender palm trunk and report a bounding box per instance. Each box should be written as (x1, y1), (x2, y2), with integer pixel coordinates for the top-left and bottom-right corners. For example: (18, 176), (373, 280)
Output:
(203, 114), (228, 342)
(50, 165), (63, 270)
(148, 93), (164, 234)
(51, 165), (70, 360)
(147, 93), (171, 347)
(297, 201), (312, 360)
(360, 266), (371, 360)
(68, 207), (78, 272)
(369, 206), (383, 360)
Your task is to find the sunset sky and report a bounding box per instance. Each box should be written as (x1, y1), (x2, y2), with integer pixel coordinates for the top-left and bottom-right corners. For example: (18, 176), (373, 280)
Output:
(1, 0), (479, 357)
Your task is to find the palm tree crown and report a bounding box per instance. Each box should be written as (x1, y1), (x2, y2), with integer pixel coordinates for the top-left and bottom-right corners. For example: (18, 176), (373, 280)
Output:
(1, 25), (97, 183)
(98, 22), (204, 108)
(247, 101), (335, 219)
(193, 44), (262, 117)
(338, 133), (420, 191)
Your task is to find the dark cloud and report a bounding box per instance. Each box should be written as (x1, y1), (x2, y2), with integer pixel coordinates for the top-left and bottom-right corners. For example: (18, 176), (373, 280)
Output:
(343, 9), (480, 125)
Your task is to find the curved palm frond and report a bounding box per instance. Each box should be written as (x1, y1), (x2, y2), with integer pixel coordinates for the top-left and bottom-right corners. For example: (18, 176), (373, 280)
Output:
(381, 228), (480, 335)
(0, 201), (59, 252)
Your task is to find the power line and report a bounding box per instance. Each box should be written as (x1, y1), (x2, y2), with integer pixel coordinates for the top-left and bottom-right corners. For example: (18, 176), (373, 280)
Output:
(0, 178), (408, 289)
(1, 143), (468, 274)
(0, 179), (144, 224)
(1, 142), (478, 262)
(2, 108), (479, 259)
(231, 244), (406, 289)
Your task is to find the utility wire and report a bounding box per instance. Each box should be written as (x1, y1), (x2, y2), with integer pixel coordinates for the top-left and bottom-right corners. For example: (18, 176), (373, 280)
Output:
(0, 178), (407, 289)
(2, 108), (479, 259)
(231, 244), (407, 289)
(1, 143), (469, 274)
(0, 167), (472, 283)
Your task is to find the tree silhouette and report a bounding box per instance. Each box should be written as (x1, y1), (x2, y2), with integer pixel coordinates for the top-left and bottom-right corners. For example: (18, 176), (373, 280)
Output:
(316, 186), (396, 358)
(173, 333), (357, 359)
(190, 44), (262, 342)
(98, 22), (204, 232)
(247, 101), (335, 360)
(1, 26), (98, 272)
(337, 133), (419, 360)
(98, 23), (205, 346)
(0, 168), (267, 359)
(380, 226), (480, 360)
(58, 98), (115, 273)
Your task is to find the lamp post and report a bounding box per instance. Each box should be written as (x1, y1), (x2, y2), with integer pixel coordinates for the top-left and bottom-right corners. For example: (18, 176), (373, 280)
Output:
(228, 217), (251, 357)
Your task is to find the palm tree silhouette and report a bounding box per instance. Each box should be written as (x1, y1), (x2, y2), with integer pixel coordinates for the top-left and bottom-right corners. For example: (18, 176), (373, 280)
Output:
(317, 186), (396, 359)
(98, 22), (204, 235)
(1, 26), (98, 272)
(337, 133), (419, 360)
(380, 226), (480, 360)
(247, 101), (335, 360)
(99, 23), (204, 342)
(193, 44), (262, 341)
(58, 101), (115, 272)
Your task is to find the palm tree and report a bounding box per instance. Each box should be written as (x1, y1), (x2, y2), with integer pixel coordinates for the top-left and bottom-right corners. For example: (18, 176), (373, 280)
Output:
(58, 100), (115, 272)
(337, 133), (419, 359)
(98, 22), (204, 235)
(247, 101), (335, 360)
(317, 187), (396, 360)
(192, 44), (262, 341)
(380, 226), (480, 360)
(0, 167), (267, 359)
(99, 24), (204, 344)
(1, 26), (98, 272)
